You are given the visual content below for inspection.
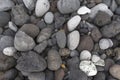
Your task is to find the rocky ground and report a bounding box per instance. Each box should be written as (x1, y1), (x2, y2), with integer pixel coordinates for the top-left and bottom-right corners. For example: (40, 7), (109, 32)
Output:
(0, 0), (120, 80)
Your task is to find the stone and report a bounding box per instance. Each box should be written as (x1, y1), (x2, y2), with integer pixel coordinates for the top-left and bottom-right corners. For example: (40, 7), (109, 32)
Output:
(37, 27), (52, 43)
(77, 35), (94, 52)
(94, 0), (102, 3)
(16, 51), (47, 72)
(0, 0), (14, 11)
(11, 5), (30, 26)
(3, 29), (15, 37)
(59, 48), (70, 56)
(109, 64), (120, 79)
(77, 6), (91, 15)
(56, 30), (66, 48)
(37, 20), (47, 29)
(115, 7), (120, 15)
(20, 24), (39, 38)
(3, 47), (17, 56)
(92, 55), (101, 63)
(55, 69), (65, 80)
(116, 0), (120, 5)
(57, 0), (80, 14)
(79, 61), (97, 76)
(47, 49), (62, 70)
(34, 40), (47, 54)
(9, 21), (18, 32)
(0, 28), (3, 34)
(14, 31), (36, 51)
(105, 58), (115, 71)
(55, 16), (65, 29)
(103, 0), (111, 7)
(93, 72), (106, 80)
(0, 11), (10, 27)
(0, 36), (14, 51)
(114, 48), (120, 60)
(44, 12), (54, 24)
(67, 30), (80, 50)
(67, 15), (81, 31)
(45, 70), (54, 80)
(94, 11), (111, 26)
(94, 59), (105, 66)
(23, 0), (35, 11)
(110, 0), (117, 12)
(80, 50), (91, 60)
(35, 0), (50, 17)
(70, 50), (79, 57)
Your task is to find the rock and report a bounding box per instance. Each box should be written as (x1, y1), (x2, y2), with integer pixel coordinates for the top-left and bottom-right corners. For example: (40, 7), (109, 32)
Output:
(94, 59), (105, 66)
(3, 29), (15, 37)
(57, 0), (80, 14)
(59, 48), (70, 56)
(105, 58), (115, 71)
(37, 20), (46, 29)
(9, 21), (18, 32)
(55, 69), (65, 80)
(92, 55), (101, 63)
(70, 50), (79, 57)
(91, 27), (102, 42)
(20, 24), (39, 38)
(93, 72), (106, 80)
(0, 0), (14, 11)
(94, 11), (111, 26)
(80, 50), (91, 60)
(47, 49), (62, 70)
(0, 36), (14, 51)
(0, 11), (10, 27)
(77, 6), (91, 15)
(99, 38), (113, 50)
(23, 0), (35, 11)
(55, 16), (65, 29)
(110, 0), (117, 12)
(44, 12), (54, 24)
(16, 51), (47, 72)
(94, 0), (102, 3)
(67, 15), (81, 31)
(79, 61), (97, 76)
(114, 48), (120, 60)
(14, 31), (35, 51)
(67, 30), (80, 50)
(77, 35), (94, 52)
(3, 47), (17, 56)
(0, 28), (3, 34)
(28, 72), (45, 80)
(11, 5), (30, 26)
(103, 0), (111, 7)
(34, 40), (47, 54)
(35, 0), (50, 17)
(109, 64), (120, 79)
(116, 0), (120, 5)
(45, 70), (54, 80)
(56, 30), (66, 48)
(115, 7), (120, 15)
(37, 27), (52, 43)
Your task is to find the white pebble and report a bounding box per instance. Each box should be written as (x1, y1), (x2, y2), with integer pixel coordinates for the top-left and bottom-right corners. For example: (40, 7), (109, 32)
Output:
(77, 6), (91, 15)
(44, 12), (54, 24)
(23, 0), (35, 11)
(92, 55), (101, 63)
(79, 61), (97, 76)
(67, 30), (80, 50)
(9, 21), (18, 32)
(3, 47), (17, 56)
(67, 15), (81, 31)
(35, 0), (50, 17)
(94, 59), (105, 66)
(80, 50), (91, 60)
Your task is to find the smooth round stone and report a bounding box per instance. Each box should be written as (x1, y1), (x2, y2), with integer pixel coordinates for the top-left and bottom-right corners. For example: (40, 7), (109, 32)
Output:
(79, 61), (97, 76)
(9, 21), (18, 32)
(70, 50), (79, 57)
(35, 0), (50, 17)
(80, 50), (91, 60)
(92, 55), (100, 63)
(67, 15), (81, 31)
(3, 47), (17, 56)
(23, 0), (35, 11)
(77, 6), (91, 15)
(67, 30), (80, 50)
(44, 12), (54, 24)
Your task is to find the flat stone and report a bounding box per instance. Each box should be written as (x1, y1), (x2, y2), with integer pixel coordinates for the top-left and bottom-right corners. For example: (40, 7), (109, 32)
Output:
(77, 6), (91, 15)
(80, 50), (91, 60)
(9, 21), (18, 32)
(44, 12), (54, 24)
(3, 47), (17, 56)
(23, 0), (35, 11)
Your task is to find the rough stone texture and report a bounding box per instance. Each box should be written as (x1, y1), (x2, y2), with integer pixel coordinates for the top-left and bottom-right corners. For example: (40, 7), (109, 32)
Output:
(55, 69), (65, 80)
(59, 48), (70, 56)
(93, 72), (106, 80)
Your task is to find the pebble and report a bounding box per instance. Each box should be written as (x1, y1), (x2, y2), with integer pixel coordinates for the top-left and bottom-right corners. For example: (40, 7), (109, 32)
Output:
(37, 27), (52, 43)
(3, 47), (17, 56)
(110, 0), (117, 12)
(94, 59), (105, 66)
(47, 49), (62, 70)
(16, 51), (47, 72)
(67, 30), (80, 50)
(99, 38), (113, 50)
(80, 50), (91, 60)
(77, 6), (91, 15)
(20, 24), (39, 38)
(109, 64), (120, 79)
(0, 0), (14, 11)
(114, 48), (120, 60)
(23, 0), (35, 11)
(34, 40), (47, 54)
(93, 72), (106, 80)
(45, 70), (54, 80)
(11, 5), (30, 26)
(55, 69), (65, 80)
(3, 29), (15, 37)
(44, 12), (54, 24)
(8, 21), (18, 32)
(0, 11), (10, 27)
(35, 0), (50, 17)
(0, 28), (3, 34)
(92, 55), (100, 63)
(70, 50), (79, 57)
(67, 15), (81, 31)
(105, 58), (115, 71)
(79, 61), (97, 76)
(59, 48), (70, 56)
(37, 20), (47, 29)
(57, 0), (80, 14)
(116, 0), (120, 5)
(56, 30), (66, 48)
(103, 0), (111, 7)
(14, 31), (36, 51)
(115, 6), (120, 15)
(55, 16), (65, 29)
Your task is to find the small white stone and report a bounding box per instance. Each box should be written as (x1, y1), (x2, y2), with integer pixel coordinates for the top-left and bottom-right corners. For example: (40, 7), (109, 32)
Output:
(23, 0), (35, 11)
(67, 30), (80, 50)
(108, 39), (113, 47)
(94, 59), (105, 66)
(79, 61), (97, 76)
(80, 50), (91, 60)
(92, 55), (101, 63)
(35, 0), (50, 17)
(9, 21), (18, 32)
(44, 12), (54, 24)
(3, 47), (17, 56)
(77, 6), (91, 15)
(67, 15), (81, 31)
